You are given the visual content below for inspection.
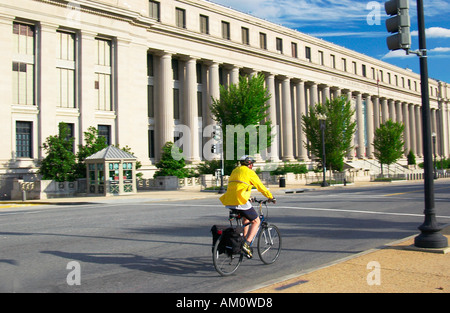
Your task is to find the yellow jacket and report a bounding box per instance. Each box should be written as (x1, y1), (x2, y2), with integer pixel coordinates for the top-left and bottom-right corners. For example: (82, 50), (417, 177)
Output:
(220, 165), (273, 206)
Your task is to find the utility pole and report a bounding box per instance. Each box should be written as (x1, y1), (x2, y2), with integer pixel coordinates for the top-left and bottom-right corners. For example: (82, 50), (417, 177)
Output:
(384, 0), (448, 248)
(412, 0), (447, 248)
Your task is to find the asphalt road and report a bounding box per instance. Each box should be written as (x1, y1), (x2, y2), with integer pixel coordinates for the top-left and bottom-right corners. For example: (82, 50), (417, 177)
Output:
(1, 180), (449, 293)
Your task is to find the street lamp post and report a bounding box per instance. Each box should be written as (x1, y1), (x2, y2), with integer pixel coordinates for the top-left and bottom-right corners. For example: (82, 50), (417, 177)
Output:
(217, 127), (226, 194)
(413, 0), (448, 249)
(432, 132), (437, 179)
(318, 114), (329, 187)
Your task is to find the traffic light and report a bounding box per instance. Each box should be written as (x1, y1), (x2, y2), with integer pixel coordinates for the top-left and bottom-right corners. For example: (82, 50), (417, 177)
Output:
(385, 0), (411, 51)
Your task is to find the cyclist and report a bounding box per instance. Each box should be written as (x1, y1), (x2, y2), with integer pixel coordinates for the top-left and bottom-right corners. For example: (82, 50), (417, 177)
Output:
(219, 155), (276, 258)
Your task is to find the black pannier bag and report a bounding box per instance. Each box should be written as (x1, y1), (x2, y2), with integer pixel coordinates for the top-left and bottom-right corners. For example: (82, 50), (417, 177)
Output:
(211, 225), (245, 255)
(211, 225), (225, 254)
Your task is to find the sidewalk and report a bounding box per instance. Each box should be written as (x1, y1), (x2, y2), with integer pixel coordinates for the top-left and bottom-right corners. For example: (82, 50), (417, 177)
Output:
(1, 180), (449, 293)
(250, 228), (450, 293)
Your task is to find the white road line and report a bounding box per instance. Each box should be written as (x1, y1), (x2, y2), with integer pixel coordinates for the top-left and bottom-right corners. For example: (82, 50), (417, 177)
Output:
(277, 206), (450, 219)
(143, 202), (450, 219)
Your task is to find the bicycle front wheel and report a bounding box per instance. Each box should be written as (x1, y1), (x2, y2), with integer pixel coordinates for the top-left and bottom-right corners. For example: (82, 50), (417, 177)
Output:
(257, 224), (281, 265)
(212, 234), (243, 276)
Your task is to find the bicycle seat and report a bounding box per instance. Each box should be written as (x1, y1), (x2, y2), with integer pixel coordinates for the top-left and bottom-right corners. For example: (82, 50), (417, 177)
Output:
(228, 209), (241, 219)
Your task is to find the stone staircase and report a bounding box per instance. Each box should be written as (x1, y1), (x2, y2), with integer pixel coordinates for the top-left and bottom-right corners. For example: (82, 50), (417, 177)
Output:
(344, 158), (411, 176)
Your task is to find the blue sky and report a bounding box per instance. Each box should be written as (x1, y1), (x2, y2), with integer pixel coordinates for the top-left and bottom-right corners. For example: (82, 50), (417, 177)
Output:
(210, 0), (450, 83)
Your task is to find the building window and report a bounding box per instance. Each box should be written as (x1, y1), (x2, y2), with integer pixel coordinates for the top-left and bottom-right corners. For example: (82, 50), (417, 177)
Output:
(12, 22), (35, 105)
(95, 38), (112, 111)
(173, 88), (180, 120)
(352, 61), (357, 74)
(305, 47), (311, 62)
(331, 55), (336, 68)
(362, 64), (367, 77)
(196, 63), (202, 84)
(318, 51), (324, 65)
(197, 91), (203, 117)
(16, 121), (33, 158)
(172, 58), (179, 81)
(176, 8), (186, 28)
(291, 42), (298, 58)
(12, 62), (34, 105)
(342, 58), (347, 71)
(222, 21), (230, 40)
(259, 32), (267, 50)
(241, 27), (249, 45)
(147, 85), (154, 118)
(147, 53), (154, 77)
(200, 15), (209, 34)
(148, 128), (155, 158)
(57, 31), (76, 108)
(98, 125), (111, 146)
(276, 38), (283, 54)
(149, 1), (160, 21)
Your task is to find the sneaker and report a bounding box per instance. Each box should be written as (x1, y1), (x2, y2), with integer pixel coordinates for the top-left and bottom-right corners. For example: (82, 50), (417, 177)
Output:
(242, 242), (253, 259)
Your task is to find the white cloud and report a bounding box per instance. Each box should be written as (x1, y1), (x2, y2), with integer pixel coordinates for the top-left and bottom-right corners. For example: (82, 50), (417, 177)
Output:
(381, 50), (415, 59)
(211, 0), (372, 27)
(411, 27), (450, 38)
(430, 47), (450, 53)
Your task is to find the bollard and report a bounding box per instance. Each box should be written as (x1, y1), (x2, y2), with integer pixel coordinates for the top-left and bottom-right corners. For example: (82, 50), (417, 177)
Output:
(22, 189), (27, 201)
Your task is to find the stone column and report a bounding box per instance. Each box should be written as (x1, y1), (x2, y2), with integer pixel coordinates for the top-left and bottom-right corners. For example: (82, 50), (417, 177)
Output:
(414, 104), (422, 158)
(265, 74), (279, 162)
(373, 96), (380, 130)
(281, 77), (294, 161)
(309, 82), (318, 107)
(38, 23), (58, 158)
(381, 98), (388, 123)
(79, 31), (97, 144)
(207, 62), (220, 127)
(184, 57), (200, 163)
(355, 93), (365, 159)
(395, 101), (402, 124)
(402, 102), (410, 153)
(388, 99), (396, 123)
(230, 66), (240, 85)
(321, 85), (330, 104)
(296, 80), (308, 161)
(439, 102), (449, 157)
(156, 52), (174, 160)
(409, 103), (416, 154)
(366, 95), (374, 159)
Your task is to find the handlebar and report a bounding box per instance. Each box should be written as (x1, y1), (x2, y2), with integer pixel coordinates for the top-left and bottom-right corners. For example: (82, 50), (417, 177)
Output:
(250, 197), (276, 204)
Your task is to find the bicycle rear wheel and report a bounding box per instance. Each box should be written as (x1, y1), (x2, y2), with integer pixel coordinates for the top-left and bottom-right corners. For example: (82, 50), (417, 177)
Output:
(257, 224), (281, 264)
(212, 234), (243, 276)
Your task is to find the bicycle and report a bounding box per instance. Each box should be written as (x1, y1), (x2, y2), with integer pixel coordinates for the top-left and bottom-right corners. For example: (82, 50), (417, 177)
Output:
(212, 198), (282, 276)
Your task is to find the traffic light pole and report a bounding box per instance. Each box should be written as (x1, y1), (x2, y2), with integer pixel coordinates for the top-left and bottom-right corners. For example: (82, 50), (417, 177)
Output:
(413, 0), (448, 248)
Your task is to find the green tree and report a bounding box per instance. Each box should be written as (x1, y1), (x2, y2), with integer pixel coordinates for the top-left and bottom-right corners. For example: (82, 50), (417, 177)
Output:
(210, 73), (272, 174)
(39, 122), (77, 182)
(301, 96), (356, 172)
(154, 142), (189, 178)
(373, 120), (405, 176)
(407, 150), (416, 165)
(74, 126), (108, 178)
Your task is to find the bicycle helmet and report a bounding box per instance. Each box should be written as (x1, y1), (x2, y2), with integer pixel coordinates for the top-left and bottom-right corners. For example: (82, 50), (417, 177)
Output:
(239, 155), (255, 166)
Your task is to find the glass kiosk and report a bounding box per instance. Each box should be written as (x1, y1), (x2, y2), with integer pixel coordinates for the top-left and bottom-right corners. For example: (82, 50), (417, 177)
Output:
(85, 145), (137, 196)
